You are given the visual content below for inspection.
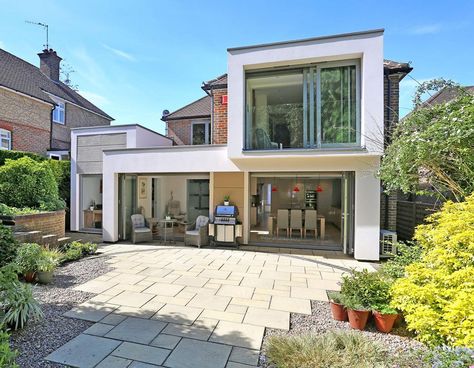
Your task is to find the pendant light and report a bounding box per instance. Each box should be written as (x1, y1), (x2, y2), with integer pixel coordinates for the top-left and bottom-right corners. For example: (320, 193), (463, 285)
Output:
(271, 176), (278, 192)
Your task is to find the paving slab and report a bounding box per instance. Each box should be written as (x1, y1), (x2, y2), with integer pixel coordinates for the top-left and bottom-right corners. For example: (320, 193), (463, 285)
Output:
(95, 355), (132, 368)
(210, 321), (265, 350)
(228, 346), (260, 366)
(161, 322), (214, 341)
(74, 280), (118, 294)
(112, 342), (170, 365)
(188, 293), (231, 311)
(129, 362), (163, 368)
(150, 334), (182, 349)
(45, 334), (121, 368)
(174, 275), (209, 287)
(217, 285), (254, 299)
(63, 302), (117, 322)
(270, 295), (312, 315)
(164, 338), (232, 368)
(143, 282), (185, 296)
(100, 313), (127, 325)
(290, 286), (328, 301)
(105, 317), (166, 344)
(226, 362), (257, 368)
(114, 305), (162, 319)
(107, 291), (156, 308)
(244, 307), (290, 330)
(83, 322), (114, 337)
(152, 304), (203, 325)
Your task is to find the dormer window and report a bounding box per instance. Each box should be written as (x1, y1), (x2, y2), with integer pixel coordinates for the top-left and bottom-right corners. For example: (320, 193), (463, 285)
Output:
(52, 97), (65, 124)
(0, 129), (11, 150)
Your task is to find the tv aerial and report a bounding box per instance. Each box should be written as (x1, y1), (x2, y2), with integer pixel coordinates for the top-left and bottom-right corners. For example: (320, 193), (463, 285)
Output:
(25, 21), (49, 49)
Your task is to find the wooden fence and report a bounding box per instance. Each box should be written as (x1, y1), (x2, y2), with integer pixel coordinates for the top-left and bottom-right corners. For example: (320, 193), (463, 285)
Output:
(396, 201), (439, 240)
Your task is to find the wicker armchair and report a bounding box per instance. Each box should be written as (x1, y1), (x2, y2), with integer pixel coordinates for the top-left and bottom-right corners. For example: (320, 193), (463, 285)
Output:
(131, 214), (153, 244)
(185, 215), (209, 248)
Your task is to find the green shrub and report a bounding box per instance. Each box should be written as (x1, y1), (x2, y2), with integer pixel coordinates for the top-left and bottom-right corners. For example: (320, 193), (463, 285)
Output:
(47, 160), (70, 210)
(379, 241), (423, 280)
(0, 149), (44, 166)
(265, 330), (427, 368)
(0, 157), (65, 210)
(425, 346), (474, 368)
(391, 195), (474, 347)
(340, 269), (393, 311)
(15, 243), (42, 274)
(0, 204), (41, 216)
(37, 250), (61, 272)
(0, 330), (18, 368)
(0, 224), (17, 268)
(0, 264), (42, 330)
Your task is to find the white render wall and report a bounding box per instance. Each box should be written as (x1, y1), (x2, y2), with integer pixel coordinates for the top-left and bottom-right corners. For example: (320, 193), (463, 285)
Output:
(227, 30), (384, 159)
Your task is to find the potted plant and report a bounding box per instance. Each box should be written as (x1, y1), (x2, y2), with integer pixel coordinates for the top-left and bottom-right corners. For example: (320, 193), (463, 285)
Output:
(372, 304), (399, 333)
(343, 296), (371, 330)
(327, 290), (347, 321)
(223, 195), (230, 206)
(36, 250), (60, 284)
(15, 243), (42, 282)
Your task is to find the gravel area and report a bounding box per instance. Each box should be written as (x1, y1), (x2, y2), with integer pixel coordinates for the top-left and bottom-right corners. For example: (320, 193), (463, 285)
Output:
(10, 254), (111, 368)
(259, 300), (425, 367)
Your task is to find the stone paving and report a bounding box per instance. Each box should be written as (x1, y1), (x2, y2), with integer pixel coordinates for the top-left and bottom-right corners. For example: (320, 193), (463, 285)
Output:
(46, 244), (375, 368)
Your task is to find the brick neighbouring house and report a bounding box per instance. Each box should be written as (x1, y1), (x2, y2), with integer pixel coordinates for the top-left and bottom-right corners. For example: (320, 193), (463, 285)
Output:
(0, 48), (113, 159)
(162, 63), (412, 232)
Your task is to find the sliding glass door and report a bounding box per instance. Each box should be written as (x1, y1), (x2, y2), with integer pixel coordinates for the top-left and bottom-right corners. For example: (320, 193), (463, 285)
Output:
(118, 175), (137, 240)
(245, 61), (360, 150)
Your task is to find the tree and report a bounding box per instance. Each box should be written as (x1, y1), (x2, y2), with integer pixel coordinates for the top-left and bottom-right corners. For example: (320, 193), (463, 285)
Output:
(379, 80), (474, 202)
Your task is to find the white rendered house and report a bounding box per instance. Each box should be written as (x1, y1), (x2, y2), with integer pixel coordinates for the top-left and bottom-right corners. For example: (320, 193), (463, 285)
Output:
(70, 29), (412, 261)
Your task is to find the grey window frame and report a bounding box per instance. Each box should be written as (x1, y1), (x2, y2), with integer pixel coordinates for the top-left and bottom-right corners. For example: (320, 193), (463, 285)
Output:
(0, 128), (11, 150)
(191, 120), (211, 145)
(244, 59), (361, 150)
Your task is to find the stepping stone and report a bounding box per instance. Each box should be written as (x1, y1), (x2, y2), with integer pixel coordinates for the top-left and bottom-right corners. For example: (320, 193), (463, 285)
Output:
(105, 317), (166, 344)
(45, 334), (121, 368)
(63, 302), (117, 322)
(210, 321), (264, 350)
(112, 342), (170, 365)
(164, 338), (232, 368)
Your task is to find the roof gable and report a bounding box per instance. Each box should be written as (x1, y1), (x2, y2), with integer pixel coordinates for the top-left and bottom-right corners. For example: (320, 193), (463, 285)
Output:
(162, 95), (211, 121)
(0, 48), (113, 120)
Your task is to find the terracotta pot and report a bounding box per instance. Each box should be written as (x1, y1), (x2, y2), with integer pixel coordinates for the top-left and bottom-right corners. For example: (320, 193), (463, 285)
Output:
(24, 271), (36, 283)
(373, 311), (399, 333)
(329, 301), (348, 321)
(347, 308), (370, 330)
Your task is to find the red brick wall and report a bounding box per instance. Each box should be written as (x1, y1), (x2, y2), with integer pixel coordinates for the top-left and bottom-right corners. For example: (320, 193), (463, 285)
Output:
(0, 119), (50, 154)
(212, 88), (228, 144)
(166, 119), (192, 145)
(13, 210), (65, 238)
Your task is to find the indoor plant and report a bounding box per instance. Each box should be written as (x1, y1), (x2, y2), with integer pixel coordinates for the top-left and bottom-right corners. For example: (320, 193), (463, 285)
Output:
(372, 304), (399, 333)
(327, 290), (347, 321)
(223, 195), (230, 206)
(36, 250), (60, 284)
(14, 243), (42, 282)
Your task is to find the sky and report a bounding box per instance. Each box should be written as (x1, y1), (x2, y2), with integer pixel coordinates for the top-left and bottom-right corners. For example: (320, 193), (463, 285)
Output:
(1, 1), (473, 134)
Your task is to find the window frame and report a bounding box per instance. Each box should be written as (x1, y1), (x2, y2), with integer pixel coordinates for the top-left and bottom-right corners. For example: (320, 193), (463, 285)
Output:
(52, 97), (66, 124)
(190, 120), (211, 145)
(0, 128), (12, 150)
(244, 59), (361, 151)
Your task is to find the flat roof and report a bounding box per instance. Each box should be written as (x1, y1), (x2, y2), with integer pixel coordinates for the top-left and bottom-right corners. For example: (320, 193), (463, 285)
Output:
(71, 123), (172, 141)
(227, 28), (384, 52)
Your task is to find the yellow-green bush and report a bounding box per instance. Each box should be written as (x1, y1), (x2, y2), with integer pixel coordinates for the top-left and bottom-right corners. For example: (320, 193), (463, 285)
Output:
(391, 195), (474, 347)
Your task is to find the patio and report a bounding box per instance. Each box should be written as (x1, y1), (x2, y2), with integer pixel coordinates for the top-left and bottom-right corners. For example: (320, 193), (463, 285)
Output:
(46, 243), (376, 368)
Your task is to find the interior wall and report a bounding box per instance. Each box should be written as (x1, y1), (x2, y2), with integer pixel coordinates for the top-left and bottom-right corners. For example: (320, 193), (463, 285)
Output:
(81, 175), (102, 210)
(213, 172), (245, 221)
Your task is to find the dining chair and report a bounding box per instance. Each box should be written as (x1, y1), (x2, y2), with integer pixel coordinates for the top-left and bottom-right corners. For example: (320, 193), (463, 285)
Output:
(276, 209), (289, 237)
(304, 209), (317, 239)
(290, 209), (303, 238)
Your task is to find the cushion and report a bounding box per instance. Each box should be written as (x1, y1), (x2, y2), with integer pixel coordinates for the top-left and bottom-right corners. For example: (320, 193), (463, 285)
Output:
(131, 214), (145, 228)
(186, 230), (199, 236)
(134, 227), (151, 233)
(195, 216), (209, 231)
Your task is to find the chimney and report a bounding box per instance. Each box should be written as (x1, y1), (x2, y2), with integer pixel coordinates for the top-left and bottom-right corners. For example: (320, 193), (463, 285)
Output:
(38, 49), (62, 81)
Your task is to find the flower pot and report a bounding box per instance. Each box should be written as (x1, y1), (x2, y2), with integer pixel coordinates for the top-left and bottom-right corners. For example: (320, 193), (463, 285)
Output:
(224, 201), (230, 206)
(24, 271), (36, 283)
(373, 311), (399, 333)
(347, 308), (370, 330)
(37, 271), (54, 284)
(329, 301), (348, 321)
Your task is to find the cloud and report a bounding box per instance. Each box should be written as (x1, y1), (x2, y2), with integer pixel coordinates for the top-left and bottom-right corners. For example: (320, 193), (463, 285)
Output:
(102, 44), (136, 61)
(408, 24), (442, 35)
(72, 47), (107, 88)
(78, 90), (110, 106)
